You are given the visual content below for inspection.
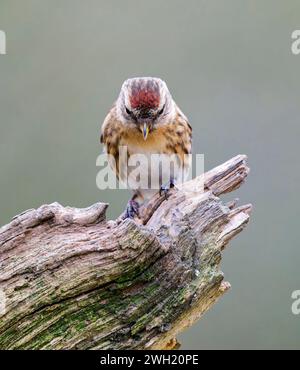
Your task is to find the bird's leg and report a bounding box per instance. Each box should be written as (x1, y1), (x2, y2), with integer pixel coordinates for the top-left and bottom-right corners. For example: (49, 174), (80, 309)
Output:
(123, 192), (142, 219)
(125, 199), (139, 219)
(159, 177), (176, 200)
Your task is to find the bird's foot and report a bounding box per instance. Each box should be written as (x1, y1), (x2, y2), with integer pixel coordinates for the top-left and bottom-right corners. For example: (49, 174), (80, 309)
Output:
(159, 180), (176, 200)
(124, 199), (140, 219)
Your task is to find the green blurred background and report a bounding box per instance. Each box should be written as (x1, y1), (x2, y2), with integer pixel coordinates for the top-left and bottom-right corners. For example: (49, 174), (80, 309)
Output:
(0, 0), (299, 349)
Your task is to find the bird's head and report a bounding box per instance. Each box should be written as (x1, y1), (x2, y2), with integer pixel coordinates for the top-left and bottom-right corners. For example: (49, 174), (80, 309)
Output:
(116, 77), (175, 140)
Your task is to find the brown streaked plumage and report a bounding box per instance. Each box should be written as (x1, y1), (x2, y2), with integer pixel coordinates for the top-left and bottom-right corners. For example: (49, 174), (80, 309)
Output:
(101, 77), (192, 218)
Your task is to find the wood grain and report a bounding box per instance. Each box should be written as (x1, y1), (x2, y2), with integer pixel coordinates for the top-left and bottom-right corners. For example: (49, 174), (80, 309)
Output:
(0, 155), (251, 349)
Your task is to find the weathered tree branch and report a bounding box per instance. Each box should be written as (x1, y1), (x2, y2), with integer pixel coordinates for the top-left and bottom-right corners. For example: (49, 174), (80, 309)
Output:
(0, 155), (251, 350)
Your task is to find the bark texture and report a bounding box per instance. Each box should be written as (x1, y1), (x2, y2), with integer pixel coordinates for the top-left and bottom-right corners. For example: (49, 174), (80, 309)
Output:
(0, 155), (251, 349)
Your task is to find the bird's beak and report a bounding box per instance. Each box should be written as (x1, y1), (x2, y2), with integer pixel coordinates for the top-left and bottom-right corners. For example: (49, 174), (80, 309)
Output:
(143, 123), (149, 140)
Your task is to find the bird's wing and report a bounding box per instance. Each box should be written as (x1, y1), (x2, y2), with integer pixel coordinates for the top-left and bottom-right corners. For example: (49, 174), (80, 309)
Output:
(171, 105), (192, 161)
(100, 106), (124, 180)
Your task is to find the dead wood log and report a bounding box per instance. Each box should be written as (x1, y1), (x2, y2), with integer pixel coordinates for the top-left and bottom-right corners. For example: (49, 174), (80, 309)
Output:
(0, 155), (251, 349)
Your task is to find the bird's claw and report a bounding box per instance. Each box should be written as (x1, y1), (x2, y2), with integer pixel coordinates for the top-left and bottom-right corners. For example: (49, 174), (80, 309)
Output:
(124, 199), (140, 219)
(159, 180), (175, 200)
(159, 185), (170, 200)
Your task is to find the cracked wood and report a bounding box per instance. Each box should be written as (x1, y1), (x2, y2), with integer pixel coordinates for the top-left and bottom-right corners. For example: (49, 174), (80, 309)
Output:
(0, 155), (251, 349)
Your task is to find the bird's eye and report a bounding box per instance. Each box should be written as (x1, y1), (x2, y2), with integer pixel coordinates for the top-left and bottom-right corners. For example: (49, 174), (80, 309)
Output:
(125, 106), (132, 115)
(158, 104), (165, 116)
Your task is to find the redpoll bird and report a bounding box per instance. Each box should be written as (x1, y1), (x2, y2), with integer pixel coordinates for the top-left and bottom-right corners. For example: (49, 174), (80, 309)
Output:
(101, 77), (192, 218)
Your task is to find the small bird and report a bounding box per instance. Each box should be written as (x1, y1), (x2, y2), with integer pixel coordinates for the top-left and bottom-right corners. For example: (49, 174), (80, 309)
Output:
(101, 77), (192, 218)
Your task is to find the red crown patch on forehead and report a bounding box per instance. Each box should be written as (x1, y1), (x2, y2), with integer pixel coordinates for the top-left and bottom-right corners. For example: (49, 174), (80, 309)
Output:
(129, 81), (160, 109)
